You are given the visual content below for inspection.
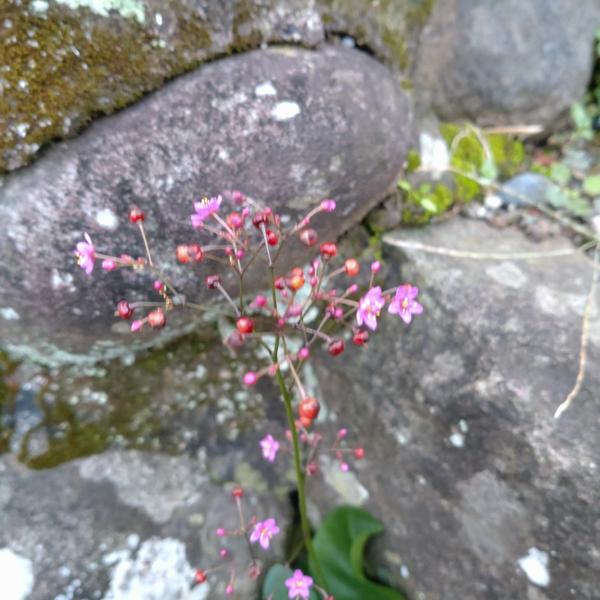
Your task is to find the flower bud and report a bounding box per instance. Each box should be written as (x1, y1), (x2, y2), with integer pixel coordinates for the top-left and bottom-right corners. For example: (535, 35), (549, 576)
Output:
(153, 280), (164, 292)
(231, 486), (244, 499)
(116, 300), (133, 319)
(205, 274), (221, 289)
(353, 330), (369, 346)
(102, 259), (116, 271)
(344, 258), (360, 277)
(328, 339), (345, 356)
(299, 228), (318, 246)
(354, 447), (365, 460)
(128, 207), (145, 223)
(299, 397), (320, 420)
(266, 229), (278, 246)
(320, 242), (337, 258)
(371, 260), (381, 273)
(194, 569), (207, 584)
(243, 371), (258, 386)
(148, 308), (166, 329)
(253, 295), (267, 308)
(236, 317), (254, 334)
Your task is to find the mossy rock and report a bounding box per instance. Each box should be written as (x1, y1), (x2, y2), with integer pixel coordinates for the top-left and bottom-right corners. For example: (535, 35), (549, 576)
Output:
(1, 0), (435, 173)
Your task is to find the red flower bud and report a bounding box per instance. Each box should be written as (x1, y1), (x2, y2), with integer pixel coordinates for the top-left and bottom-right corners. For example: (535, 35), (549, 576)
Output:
(265, 229), (278, 246)
(344, 258), (360, 277)
(116, 300), (133, 320)
(286, 267), (305, 291)
(353, 330), (369, 346)
(328, 339), (345, 356)
(128, 207), (145, 223)
(148, 308), (166, 329)
(354, 447), (365, 460)
(231, 486), (244, 499)
(236, 317), (254, 334)
(227, 211), (243, 229)
(252, 211), (269, 228)
(320, 242), (337, 258)
(194, 569), (207, 584)
(299, 396), (320, 420)
(299, 228), (318, 247)
(205, 275), (221, 289)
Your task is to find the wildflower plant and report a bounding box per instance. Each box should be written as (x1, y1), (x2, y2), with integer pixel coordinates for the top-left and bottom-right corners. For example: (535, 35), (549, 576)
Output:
(73, 191), (421, 598)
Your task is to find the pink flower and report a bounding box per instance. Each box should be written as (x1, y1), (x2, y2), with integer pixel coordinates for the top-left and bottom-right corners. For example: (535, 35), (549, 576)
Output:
(356, 286), (385, 331)
(285, 569), (313, 599)
(388, 284), (423, 324)
(191, 195), (222, 228)
(260, 434), (280, 462)
(250, 518), (280, 550)
(74, 233), (96, 275)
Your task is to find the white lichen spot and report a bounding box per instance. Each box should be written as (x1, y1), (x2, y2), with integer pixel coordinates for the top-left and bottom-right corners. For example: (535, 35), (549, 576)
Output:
(18, 79), (28, 91)
(154, 13), (162, 26)
(56, 0), (145, 23)
(14, 123), (30, 140)
(458, 419), (469, 433)
(30, 0), (49, 12)
(96, 208), (119, 230)
(400, 565), (410, 578)
(255, 81), (277, 97)
(0, 548), (34, 600)
(485, 262), (527, 289)
(419, 132), (449, 178)
(271, 101), (300, 121)
(518, 547), (550, 587)
(51, 269), (75, 292)
(449, 432), (465, 448)
(0, 307), (20, 321)
(217, 148), (230, 162)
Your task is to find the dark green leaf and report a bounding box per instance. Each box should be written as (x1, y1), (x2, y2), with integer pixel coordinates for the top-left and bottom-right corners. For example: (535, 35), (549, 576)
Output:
(310, 506), (406, 600)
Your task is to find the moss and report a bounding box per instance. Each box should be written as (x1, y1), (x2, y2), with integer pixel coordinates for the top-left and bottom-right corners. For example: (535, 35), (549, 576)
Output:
(317, 0), (434, 71)
(0, 351), (19, 454)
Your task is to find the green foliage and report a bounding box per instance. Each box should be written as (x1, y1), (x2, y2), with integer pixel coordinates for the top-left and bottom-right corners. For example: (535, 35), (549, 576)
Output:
(583, 175), (600, 196)
(262, 507), (405, 600)
(399, 179), (453, 225)
(437, 123), (525, 204)
(310, 506), (406, 600)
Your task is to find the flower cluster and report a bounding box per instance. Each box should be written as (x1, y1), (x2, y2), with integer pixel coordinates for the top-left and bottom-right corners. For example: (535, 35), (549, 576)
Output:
(73, 190), (422, 598)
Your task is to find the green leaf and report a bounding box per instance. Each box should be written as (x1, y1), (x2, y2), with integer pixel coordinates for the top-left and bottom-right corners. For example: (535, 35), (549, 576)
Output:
(583, 175), (600, 196)
(262, 565), (319, 600)
(310, 506), (406, 600)
(406, 149), (421, 173)
(397, 179), (411, 192)
(550, 162), (571, 185)
(479, 157), (498, 183)
(420, 197), (439, 213)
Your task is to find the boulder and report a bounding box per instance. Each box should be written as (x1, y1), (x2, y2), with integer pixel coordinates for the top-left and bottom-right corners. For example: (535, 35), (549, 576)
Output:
(309, 218), (600, 599)
(414, 0), (600, 126)
(0, 45), (411, 365)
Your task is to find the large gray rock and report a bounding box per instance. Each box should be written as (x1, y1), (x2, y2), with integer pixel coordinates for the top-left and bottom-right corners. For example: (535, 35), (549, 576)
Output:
(310, 218), (600, 599)
(0, 450), (289, 600)
(0, 45), (410, 365)
(414, 0), (600, 126)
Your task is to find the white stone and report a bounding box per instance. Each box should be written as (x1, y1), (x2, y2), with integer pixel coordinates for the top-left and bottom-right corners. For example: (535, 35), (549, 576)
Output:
(96, 208), (119, 230)
(255, 81), (277, 97)
(449, 432), (465, 448)
(419, 132), (450, 177)
(271, 101), (300, 121)
(0, 548), (34, 600)
(0, 307), (20, 320)
(518, 547), (550, 587)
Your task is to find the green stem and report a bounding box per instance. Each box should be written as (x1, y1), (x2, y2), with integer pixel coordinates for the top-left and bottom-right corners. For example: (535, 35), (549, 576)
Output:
(274, 367), (327, 588)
